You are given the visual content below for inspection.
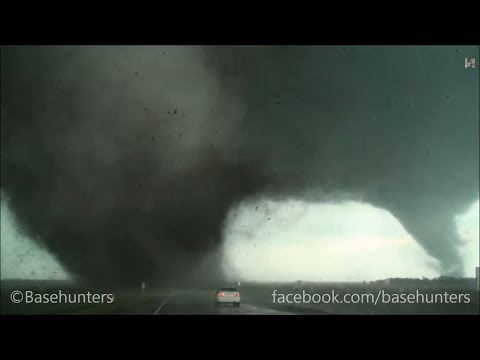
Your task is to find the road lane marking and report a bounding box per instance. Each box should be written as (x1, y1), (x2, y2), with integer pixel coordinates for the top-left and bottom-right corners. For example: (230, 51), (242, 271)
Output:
(236, 303), (294, 315)
(153, 296), (170, 315)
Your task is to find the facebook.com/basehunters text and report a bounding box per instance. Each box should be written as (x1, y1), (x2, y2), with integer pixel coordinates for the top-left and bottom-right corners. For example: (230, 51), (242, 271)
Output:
(272, 289), (471, 305)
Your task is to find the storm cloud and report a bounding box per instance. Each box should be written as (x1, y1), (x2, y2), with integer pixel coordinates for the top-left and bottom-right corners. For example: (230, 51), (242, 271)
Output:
(1, 45), (478, 286)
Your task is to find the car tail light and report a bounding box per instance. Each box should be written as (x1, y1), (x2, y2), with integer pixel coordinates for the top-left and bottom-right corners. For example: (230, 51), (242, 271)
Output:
(218, 292), (225, 297)
(234, 292), (240, 297)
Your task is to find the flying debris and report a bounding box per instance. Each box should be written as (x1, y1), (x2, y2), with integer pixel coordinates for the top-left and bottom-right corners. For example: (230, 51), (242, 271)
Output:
(1, 45), (477, 286)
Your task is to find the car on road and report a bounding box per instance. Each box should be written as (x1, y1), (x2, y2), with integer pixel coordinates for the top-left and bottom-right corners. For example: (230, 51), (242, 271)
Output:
(214, 288), (240, 307)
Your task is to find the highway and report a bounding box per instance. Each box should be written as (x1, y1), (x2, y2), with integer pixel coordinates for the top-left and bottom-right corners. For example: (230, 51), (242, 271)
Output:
(0, 283), (321, 314)
(3, 281), (477, 314)
(113, 290), (295, 315)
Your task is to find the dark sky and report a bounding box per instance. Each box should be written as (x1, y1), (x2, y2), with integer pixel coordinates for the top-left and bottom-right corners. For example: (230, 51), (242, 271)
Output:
(1, 45), (478, 286)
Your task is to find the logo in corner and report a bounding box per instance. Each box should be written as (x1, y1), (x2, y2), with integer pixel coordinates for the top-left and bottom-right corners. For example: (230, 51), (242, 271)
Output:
(465, 57), (475, 69)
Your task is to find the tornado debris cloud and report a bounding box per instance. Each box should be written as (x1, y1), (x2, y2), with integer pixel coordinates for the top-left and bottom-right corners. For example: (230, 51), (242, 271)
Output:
(1, 45), (478, 285)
